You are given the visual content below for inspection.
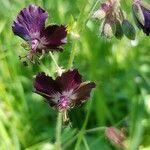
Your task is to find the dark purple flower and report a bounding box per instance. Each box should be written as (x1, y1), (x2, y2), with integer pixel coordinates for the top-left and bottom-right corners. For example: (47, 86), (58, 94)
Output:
(12, 5), (67, 59)
(34, 69), (96, 111)
(132, 0), (150, 35)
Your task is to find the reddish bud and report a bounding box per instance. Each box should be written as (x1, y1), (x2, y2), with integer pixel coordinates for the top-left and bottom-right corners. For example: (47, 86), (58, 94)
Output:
(105, 127), (126, 149)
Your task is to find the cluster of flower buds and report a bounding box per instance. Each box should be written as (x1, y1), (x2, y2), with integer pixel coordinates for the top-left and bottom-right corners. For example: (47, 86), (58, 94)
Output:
(132, 0), (150, 35)
(93, 0), (136, 40)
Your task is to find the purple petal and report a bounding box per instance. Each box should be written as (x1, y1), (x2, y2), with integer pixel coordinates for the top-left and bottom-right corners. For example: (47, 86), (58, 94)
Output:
(56, 69), (82, 92)
(72, 82), (96, 106)
(38, 25), (67, 51)
(141, 6), (150, 35)
(34, 72), (62, 106)
(12, 4), (48, 41)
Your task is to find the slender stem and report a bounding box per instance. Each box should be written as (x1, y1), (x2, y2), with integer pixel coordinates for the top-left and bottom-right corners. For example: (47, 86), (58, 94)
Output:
(86, 127), (106, 133)
(55, 112), (62, 150)
(74, 101), (92, 150)
(49, 52), (62, 76)
(67, 0), (100, 69)
(67, 42), (77, 69)
(83, 136), (90, 150)
(85, 0), (101, 25)
(67, 0), (95, 69)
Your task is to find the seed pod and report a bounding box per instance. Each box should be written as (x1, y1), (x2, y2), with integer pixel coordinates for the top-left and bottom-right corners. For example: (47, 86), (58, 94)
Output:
(114, 20), (124, 39)
(122, 19), (136, 40)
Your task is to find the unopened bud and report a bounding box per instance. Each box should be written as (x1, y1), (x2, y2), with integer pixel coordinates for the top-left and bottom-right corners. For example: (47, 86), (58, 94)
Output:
(93, 3), (111, 20)
(114, 20), (124, 39)
(101, 21), (115, 39)
(132, 0), (150, 35)
(122, 19), (136, 40)
(105, 127), (125, 149)
(93, 9), (106, 20)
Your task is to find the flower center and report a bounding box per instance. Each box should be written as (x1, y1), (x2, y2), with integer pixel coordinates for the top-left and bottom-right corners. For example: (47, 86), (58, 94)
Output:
(57, 96), (70, 111)
(31, 39), (39, 52)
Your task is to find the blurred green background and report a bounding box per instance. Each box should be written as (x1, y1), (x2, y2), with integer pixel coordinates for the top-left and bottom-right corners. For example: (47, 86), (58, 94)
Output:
(0, 0), (150, 149)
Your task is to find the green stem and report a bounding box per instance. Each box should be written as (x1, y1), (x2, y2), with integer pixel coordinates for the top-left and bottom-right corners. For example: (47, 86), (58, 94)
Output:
(74, 101), (92, 150)
(55, 112), (62, 150)
(67, 42), (77, 69)
(85, 0), (101, 25)
(49, 52), (62, 76)
(67, 0), (100, 69)
(85, 127), (106, 133)
(67, 0), (88, 69)
(83, 136), (90, 150)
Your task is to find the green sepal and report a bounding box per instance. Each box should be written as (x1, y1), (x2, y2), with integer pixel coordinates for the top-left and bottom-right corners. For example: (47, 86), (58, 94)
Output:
(113, 20), (124, 40)
(122, 19), (136, 40)
(132, 3), (145, 26)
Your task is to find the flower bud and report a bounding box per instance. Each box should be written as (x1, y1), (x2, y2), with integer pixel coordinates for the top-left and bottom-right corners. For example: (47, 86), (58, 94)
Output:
(93, 9), (106, 20)
(93, 3), (111, 20)
(113, 20), (124, 39)
(132, 0), (150, 35)
(105, 127), (125, 149)
(122, 19), (136, 40)
(101, 21), (114, 39)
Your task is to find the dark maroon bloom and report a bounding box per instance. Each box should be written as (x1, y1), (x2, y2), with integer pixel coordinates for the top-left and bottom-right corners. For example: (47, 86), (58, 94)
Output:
(12, 5), (67, 59)
(132, 0), (150, 35)
(34, 69), (96, 111)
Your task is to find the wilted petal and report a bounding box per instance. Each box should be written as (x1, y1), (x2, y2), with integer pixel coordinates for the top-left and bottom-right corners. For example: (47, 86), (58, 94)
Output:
(12, 4), (48, 41)
(71, 82), (96, 106)
(38, 25), (67, 51)
(34, 72), (62, 106)
(56, 69), (82, 92)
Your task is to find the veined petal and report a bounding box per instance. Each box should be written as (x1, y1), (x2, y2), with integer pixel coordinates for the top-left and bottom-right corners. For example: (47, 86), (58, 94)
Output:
(71, 82), (96, 106)
(56, 69), (82, 92)
(34, 72), (62, 106)
(12, 4), (48, 41)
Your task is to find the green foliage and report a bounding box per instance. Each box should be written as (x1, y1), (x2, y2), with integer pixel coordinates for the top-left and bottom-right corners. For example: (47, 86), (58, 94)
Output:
(0, 0), (150, 149)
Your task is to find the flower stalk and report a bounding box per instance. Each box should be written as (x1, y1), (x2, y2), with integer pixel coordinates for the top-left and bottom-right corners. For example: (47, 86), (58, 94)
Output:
(55, 112), (62, 150)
